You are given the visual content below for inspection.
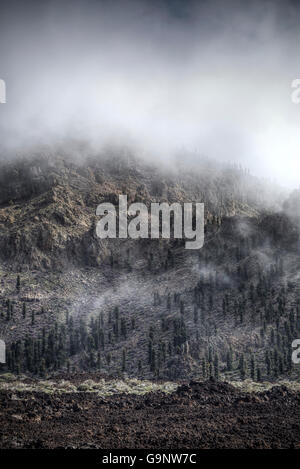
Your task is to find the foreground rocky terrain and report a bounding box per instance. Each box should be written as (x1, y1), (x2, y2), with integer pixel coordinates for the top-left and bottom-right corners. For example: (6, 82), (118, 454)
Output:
(1, 377), (300, 449)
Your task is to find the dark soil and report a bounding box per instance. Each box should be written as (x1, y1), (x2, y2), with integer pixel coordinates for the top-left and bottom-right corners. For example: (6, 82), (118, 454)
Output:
(1, 380), (300, 449)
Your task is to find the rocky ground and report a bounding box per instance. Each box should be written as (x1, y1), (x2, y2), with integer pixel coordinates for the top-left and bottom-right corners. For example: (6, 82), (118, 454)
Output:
(1, 378), (300, 449)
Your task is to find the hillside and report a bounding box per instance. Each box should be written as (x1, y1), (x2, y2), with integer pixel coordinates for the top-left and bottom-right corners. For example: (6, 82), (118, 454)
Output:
(0, 147), (299, 385)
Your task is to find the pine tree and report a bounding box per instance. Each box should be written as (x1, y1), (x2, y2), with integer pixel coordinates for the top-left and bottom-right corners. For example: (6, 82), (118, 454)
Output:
(122, 349), (126, 372)
(256, 367), (261, 382)
(214, 353), (219, 380)
(97, 351), (101, 370)
(226, 347), (233, 371)
(121, 318), (127, 339)
(16, 275), (21, 292)
(239, 353), (246, 380)
(250, 354), (255, 380)
(6, 300), (11, 321)
(150, 348), (156, 373)
(39, 358), (46, 377)
(194, 306), (199, 324)
(265, 351), (271, 376)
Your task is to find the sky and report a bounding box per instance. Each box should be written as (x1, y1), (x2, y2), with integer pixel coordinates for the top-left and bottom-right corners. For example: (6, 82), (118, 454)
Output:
(0, 0), (300, 188)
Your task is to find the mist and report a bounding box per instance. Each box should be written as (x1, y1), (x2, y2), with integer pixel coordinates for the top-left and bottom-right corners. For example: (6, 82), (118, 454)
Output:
(0, 0), (300, 188)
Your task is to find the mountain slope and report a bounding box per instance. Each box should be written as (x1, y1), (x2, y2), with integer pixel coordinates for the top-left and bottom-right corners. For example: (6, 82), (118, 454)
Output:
(0, 147), (299, 384)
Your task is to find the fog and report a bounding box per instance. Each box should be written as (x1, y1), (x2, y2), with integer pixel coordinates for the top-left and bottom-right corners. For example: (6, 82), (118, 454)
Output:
(0, 0), (300, 188)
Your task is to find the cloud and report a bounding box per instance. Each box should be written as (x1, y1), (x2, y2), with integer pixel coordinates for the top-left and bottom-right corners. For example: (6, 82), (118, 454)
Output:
(0, 0), (299, 188)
